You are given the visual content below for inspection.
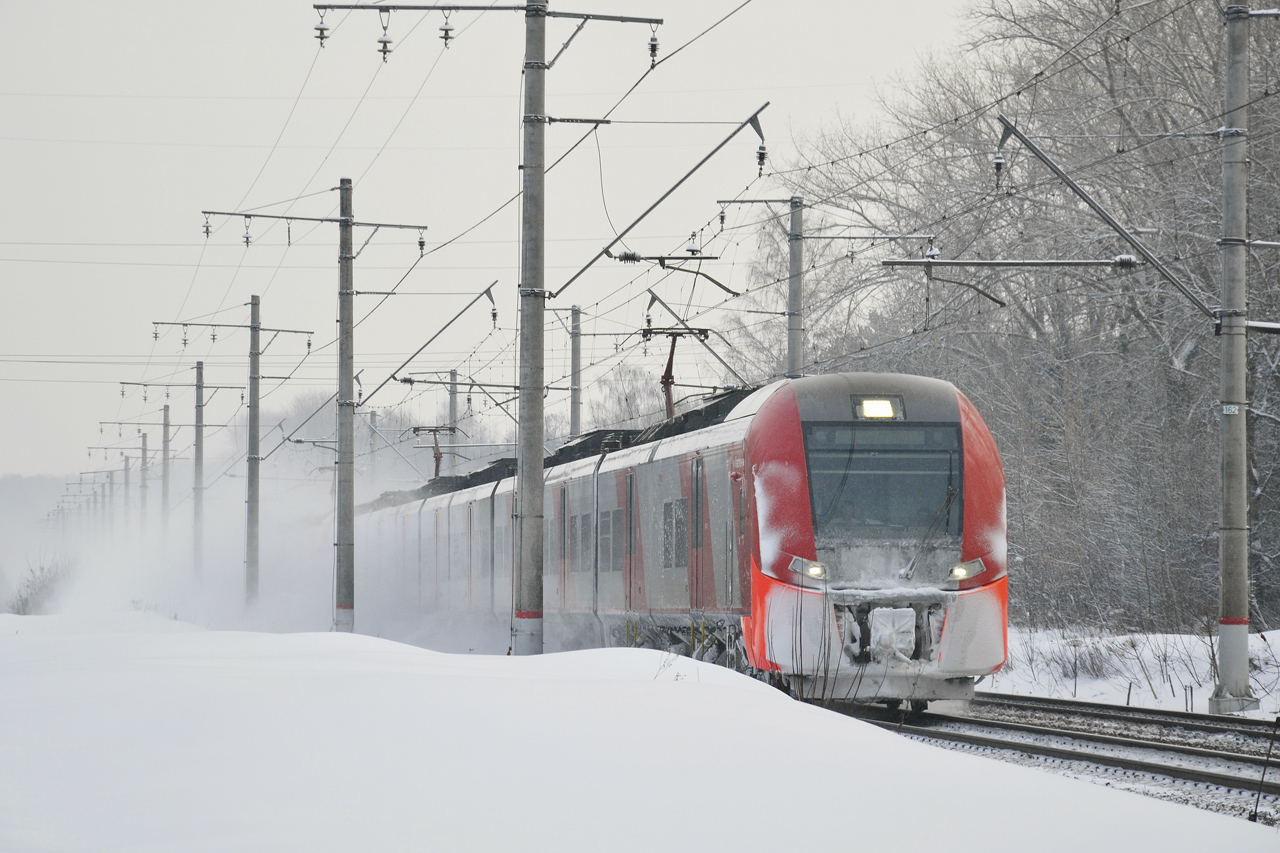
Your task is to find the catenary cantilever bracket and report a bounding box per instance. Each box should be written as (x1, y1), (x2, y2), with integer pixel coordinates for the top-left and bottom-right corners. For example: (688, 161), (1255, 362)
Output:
(996, 114), (1215, 320)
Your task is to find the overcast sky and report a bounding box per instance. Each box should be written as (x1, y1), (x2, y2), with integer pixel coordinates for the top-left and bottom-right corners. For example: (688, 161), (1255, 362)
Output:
(0, 1), (972, 480)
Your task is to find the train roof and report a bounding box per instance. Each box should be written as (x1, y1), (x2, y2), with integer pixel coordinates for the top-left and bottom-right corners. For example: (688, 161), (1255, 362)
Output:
(791, 372), (961, 423)
(357, 373), (961, 514)
(358, 386), (755, 513)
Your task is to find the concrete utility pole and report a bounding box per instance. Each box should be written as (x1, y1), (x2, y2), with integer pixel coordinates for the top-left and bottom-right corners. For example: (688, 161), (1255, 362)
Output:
(203, 195), (417, 634)
(310, 2), (662, 653)
(447, 369), (458, 476)
(570, 304), (582, 439)
(514, 2), (548, 655)
(162, 405), (170, 534)
(152, 309), (307, 589)
(1211, 4), (1259, 713)
(336, 177), (355, 633)
(368, 410), (378, 492)
(140, 433), (148, 524)
(194, 360), (204, 576)
(717, 197), (804, 378)
(246, 294), (261, 604)
(787, 195), (804, 378)
(122, 456), (131, 526)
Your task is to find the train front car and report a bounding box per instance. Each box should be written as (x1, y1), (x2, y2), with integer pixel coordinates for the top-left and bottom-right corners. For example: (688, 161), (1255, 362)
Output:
(743, 374), (1007, 706)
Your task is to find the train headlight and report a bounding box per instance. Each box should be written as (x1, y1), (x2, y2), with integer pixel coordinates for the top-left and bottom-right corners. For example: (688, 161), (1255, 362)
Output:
(785, 556), (827, 586)
(860, 399), (895, 418)
(947, 558), (988, 588)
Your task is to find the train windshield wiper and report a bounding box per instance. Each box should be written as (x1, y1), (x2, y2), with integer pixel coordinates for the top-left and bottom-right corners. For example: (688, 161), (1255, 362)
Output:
(899, 485), (958, 582)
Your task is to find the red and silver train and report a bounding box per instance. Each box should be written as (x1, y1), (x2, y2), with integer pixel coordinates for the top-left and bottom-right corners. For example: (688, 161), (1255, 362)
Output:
(359, 373), (1007, 707)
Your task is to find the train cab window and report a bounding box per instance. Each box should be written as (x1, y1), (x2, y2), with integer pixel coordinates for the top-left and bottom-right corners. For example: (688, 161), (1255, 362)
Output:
(804, 423), (962, 541)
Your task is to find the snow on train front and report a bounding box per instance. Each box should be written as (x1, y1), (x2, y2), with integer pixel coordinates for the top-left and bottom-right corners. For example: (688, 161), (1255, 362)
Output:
(742, 373), (1007, 706)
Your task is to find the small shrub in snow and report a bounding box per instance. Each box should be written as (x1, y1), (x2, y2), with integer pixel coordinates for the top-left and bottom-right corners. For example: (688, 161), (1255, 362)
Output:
(6, 558), (72, 615)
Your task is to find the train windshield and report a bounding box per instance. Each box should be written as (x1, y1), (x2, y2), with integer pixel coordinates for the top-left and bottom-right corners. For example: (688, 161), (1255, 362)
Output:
(803, 423), (962, 588)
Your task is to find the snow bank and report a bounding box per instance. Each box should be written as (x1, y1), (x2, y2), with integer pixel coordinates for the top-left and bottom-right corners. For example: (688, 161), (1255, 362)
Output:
(991, 628), (1280, 716)
(1, 613), (1274, 851)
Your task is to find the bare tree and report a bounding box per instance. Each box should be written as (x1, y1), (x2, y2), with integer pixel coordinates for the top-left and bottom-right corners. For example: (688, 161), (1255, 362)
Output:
(734, 0), (1280, 629)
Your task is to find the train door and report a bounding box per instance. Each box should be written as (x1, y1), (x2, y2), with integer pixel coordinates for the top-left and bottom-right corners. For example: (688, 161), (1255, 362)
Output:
(623, 471), (646, 611)
(437, 505), (450, 608)
(650, 456), (690, 611)
(597, 471), (625, 611)
(416, 500), (428, 610)
(729, 447), (748, 612)
(466, 502), (475, 608)
(556, 485), (568, 610)
(492, 492), (507, 615)
(689, 455), (716, 611)
(472, 491), (492, 613)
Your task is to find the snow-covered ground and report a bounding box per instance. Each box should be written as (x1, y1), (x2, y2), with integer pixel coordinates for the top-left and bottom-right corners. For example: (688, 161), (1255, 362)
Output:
(990, 628), (1280, 717)
(1, 612), (1276, 851)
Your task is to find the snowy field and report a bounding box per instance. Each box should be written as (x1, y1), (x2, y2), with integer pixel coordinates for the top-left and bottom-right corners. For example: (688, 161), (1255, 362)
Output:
(991, 628), (1280, 717)
(1, 612), (1276, 851)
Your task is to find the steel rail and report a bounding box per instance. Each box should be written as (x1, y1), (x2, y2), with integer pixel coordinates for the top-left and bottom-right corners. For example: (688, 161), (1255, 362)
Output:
(858, 716), (1280, 797)
(974, 692), (1277, 736)
(928, 710), (1272, 769)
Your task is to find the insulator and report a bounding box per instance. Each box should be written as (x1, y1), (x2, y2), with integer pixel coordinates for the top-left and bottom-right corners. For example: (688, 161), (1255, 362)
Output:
(1113, 254), (1138, 269)
(648, 33), (659, 68)
(142, 387), (148, 403)
(719, 208), (726, 230)
(491, 307), (498, 327)
(618, 251), (642, 263)
(378, 11), (393, 62)
(314, 14), (330, 45)
(210, 329), (217, 343)
(992, 151), (1006, 188)
(118, 426), (122, 438)
(240, 391), (245, 404)
(203, 216), (211, 239)
(686, 232), (700, 255)
(121, 386), (126, 398)
(153, 324), (159, 341)
(306, 336), (312, 352)
(925, 246), (940, 259)
(756, 144), (767, 176)
(645, 312), (652, 329)
(243, 217), (252, 247)
(439, 15), (455, 47)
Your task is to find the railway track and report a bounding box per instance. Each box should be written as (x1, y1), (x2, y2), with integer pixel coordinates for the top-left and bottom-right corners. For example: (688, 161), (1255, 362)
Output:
(828, 693), (1280, 823)
(972, 691), (1278, 741)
